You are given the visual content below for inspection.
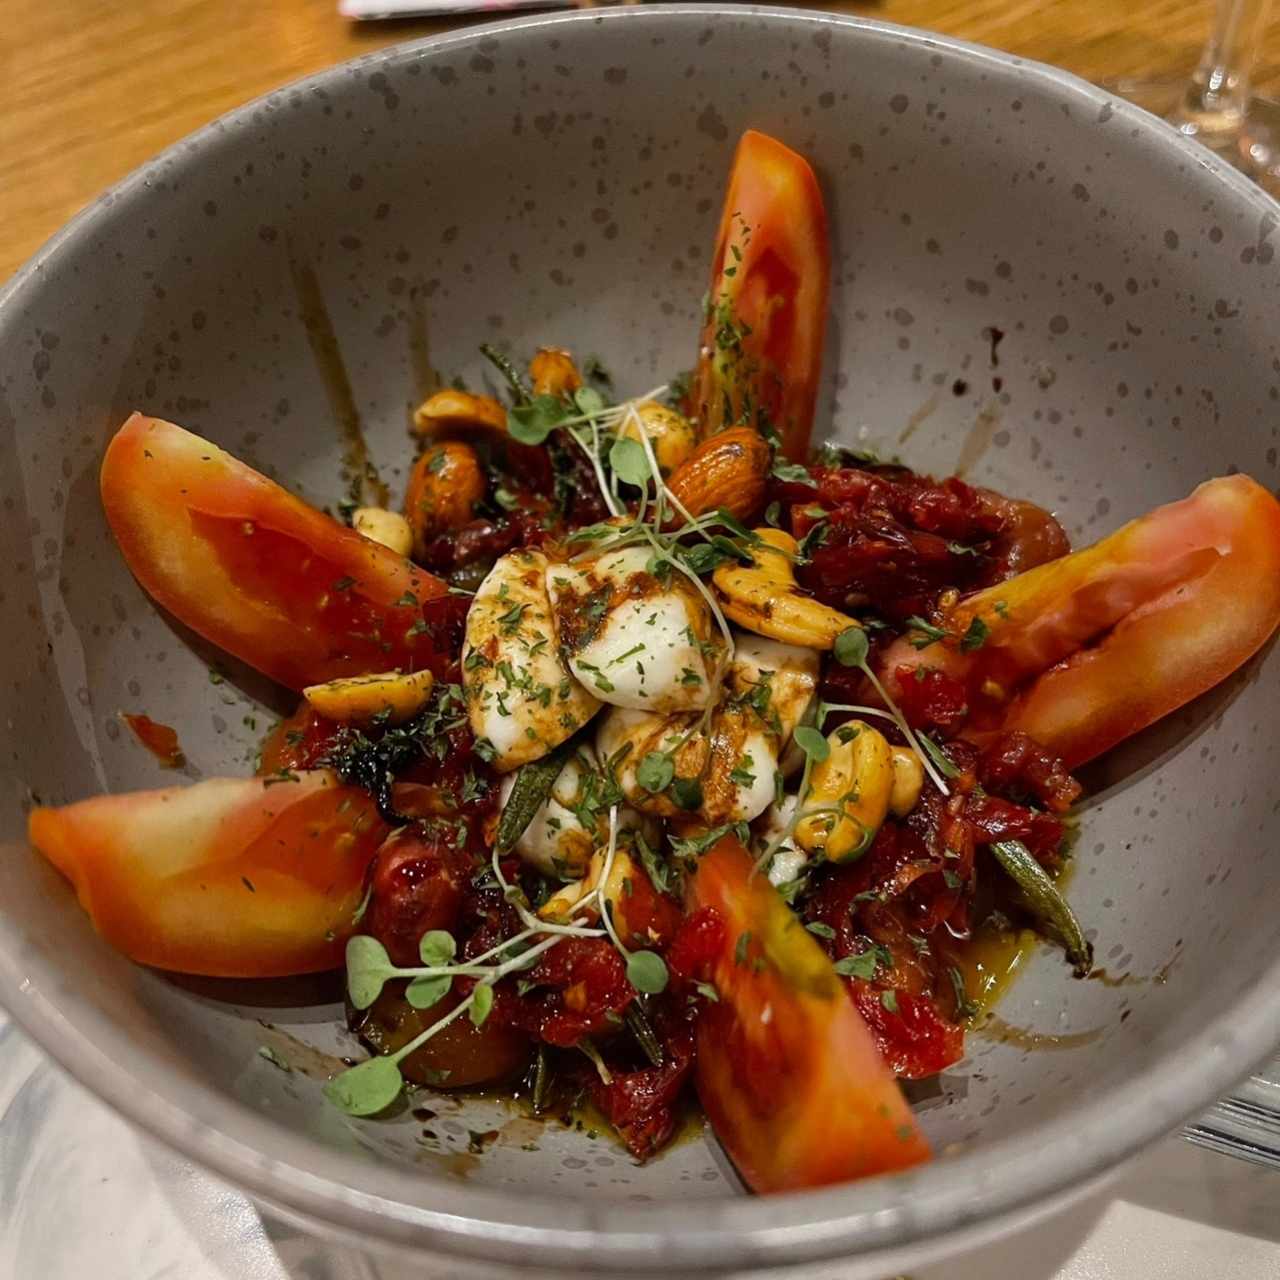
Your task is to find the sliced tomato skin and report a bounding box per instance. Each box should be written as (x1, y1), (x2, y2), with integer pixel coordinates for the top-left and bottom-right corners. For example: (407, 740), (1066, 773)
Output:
(881, 475), (1280, 767)
(691, 131), (830, 462)
(28, 772), (388, 977)
(101, 414), (454, 692)
(686, 836), (930, 1193)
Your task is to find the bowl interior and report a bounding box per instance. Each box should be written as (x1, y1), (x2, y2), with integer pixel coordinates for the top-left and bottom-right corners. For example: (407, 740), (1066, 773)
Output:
(3, 6), (1280, 1270)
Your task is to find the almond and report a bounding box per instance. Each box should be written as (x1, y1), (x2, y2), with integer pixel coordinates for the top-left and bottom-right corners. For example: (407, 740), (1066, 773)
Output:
(404, 440), (486, 556)
(665, 425), (770, 522)
(411, 388), (507, 439)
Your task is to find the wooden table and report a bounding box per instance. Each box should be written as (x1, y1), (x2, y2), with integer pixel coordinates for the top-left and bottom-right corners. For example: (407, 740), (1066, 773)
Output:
(2, 0), (1277, 282)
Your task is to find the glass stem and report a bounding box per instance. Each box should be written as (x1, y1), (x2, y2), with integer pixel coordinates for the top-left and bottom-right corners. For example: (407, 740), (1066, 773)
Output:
(1177, 0), (1274, 138)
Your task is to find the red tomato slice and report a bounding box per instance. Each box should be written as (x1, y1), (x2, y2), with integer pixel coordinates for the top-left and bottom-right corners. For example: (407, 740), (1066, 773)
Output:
(101, 414), (456, 691)
(691, 130), (830, 463)
(28, 772), (388, 977)
(686, 835), (930, 1193)
(881, 474), (1280, 767)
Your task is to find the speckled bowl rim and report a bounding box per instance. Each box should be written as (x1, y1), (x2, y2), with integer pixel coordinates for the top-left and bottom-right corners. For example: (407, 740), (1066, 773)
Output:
(3, 5), (1280, 1273)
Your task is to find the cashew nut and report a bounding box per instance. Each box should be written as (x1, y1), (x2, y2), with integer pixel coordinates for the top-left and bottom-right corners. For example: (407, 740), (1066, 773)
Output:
(617, 400), (698, 475)
(889, 745), (925, 817)
(404, 440), (486, 556)
(713, 528), (861, 649)
(352, 507), (413, 558)
(529, 347), (583, 398)
(539, 846), (640, 926)
(303, 669), (434, 726)
(794, 720), (893, 862)
(412, 388), (507, 440)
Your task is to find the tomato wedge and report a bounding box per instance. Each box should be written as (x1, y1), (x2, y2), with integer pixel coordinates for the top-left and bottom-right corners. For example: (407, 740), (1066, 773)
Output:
(28, 772), (388, 977)
(691, 130), (830, 463)
(101, 414), (457, 691)
(881, 474), (1280, 767)
(686, 835), (930, 1193)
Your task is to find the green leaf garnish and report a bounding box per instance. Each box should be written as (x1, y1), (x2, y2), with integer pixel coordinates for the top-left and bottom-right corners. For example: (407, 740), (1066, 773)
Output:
(669, 777), (704, 811)
(574, 385), (607, 416)
(345, 935), (392, 1010)
(508, 395), (570, 445)
(917, 732), (961, 779)
(469, 983), (495, 1027)
(636, 751), (675, 794)
(832, 949), (879, 980)
(833, 627), (869, 668)
(608, 436), (651, 486)
(405, 974), (453, 1010)
(792, 725), (830, 764)
(323, 1055), (403, 1116)
(960, 616), (990, 652)
(904, 615), (951, 649)
(418, 929), (457, 966)
(626, 950), (669, 994)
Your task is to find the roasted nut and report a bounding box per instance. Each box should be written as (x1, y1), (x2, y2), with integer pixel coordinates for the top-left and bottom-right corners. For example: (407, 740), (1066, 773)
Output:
(617, 400), (698, 475)
(665, 425), (770, 522)
(303, 669), (434, 726)
(412, 388), (507, 439)
(404, 441), (486, 556)
(529, 347), (583, 398)
(889, 745), (925, 817)
(352, 507), (413, 558)
(794, 721), (893, 862)
(713, 528), (859, 649)
(539, 846), (640, 926)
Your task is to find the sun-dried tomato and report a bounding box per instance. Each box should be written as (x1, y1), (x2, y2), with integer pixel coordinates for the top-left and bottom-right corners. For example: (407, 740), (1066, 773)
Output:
(664, 906), (727, 987)
(590, 1012), (696, 1160)
(980, 730), (1082, 814)
(509, 937), (633, 1048)
(893, 664), (970, 733)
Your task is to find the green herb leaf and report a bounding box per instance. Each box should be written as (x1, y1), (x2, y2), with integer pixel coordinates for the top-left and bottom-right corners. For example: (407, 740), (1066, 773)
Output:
(960, 616), (990, 653)
(694, 981), (720, 1002)
(636, 751), (675, 794)
(904, 615), (951, 649)
(917, 732), (961, 780)
(508, 395), (570, 445)
(833, 627), (870, 668)
(345, 935), (393, 1010)
(469, 983), (495, 1027)
(608, 436), (651, 487)
(832, 949), (879, 980)
(792, 725), (830, 764)
(771, 460), (817, 486)
(494, 747), (568, 854)
(323, 1055), (403, 1116)
(626, 950), (670, 995)
(880, 989), (900, 1013)
(990, 840), (1094, 977)
(805, 921), (836, 940)
(669, 777), (703, 811)
(406, 974), (453, 1010)
(419, 929), (457, 966)
(635, 831), (671, 895)
(574, 385), (607, 416)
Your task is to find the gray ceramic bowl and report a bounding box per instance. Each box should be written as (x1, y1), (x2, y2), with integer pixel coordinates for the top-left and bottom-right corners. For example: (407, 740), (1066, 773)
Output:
(3, 6), (1280, 1275)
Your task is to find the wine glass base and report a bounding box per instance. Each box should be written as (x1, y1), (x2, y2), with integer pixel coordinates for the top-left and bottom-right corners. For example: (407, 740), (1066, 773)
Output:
(1104, 77), (1280, 194)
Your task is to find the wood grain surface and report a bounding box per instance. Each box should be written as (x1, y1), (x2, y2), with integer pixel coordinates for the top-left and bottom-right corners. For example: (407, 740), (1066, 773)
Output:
(1, 0), (1277, 282)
